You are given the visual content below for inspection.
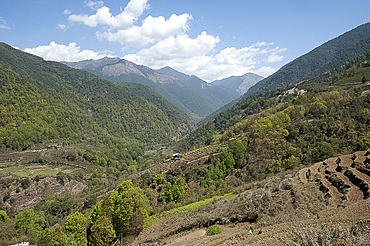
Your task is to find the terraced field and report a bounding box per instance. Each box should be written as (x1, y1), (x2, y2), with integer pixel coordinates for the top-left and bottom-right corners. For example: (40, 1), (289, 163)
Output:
(300, 150), (370, 206)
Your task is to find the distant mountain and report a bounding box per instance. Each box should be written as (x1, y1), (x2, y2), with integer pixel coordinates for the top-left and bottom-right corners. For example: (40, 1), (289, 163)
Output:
(245, 22), (370, 97)
(212, 73), (264, 95)
(0, 43), (193, 148)
(156, 66), (239, 108)
(65, 59), (239, 121)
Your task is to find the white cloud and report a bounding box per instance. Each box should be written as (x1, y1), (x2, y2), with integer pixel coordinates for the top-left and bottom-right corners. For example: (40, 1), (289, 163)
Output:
(63, 9), (72, 15)
(125, 39), (285, 81)
(97, 13), (192, 47)
(64, 1), (286, 81)
(68, 0), (191, 47)
(86, 0), (104, 10)
(24, 41), (111, 62)
(68, 0), (149, 29)
(0, 17), (10, 30)
(58, 23), (67, 30)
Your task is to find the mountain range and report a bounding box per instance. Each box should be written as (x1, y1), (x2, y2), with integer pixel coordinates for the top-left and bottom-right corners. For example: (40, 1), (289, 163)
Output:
(64, 59), (262, 121)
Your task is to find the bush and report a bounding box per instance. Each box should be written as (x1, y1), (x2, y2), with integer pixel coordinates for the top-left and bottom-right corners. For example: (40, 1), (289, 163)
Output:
(207, 225), (221, 235)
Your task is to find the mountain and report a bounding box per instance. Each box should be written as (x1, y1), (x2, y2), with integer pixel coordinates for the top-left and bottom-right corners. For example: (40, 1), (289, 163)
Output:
(178, 50), (370, 151)
(65, 59), (240, 121)
(212, 72), (264, 95)
(156, 66), (240, 108)
(245, 22), (370, 97)
(0, 42), (194, 148)
(199, 22), (370, 125)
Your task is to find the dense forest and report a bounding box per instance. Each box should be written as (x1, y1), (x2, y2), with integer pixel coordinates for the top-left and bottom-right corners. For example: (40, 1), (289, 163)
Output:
(0, 43), (194, 149)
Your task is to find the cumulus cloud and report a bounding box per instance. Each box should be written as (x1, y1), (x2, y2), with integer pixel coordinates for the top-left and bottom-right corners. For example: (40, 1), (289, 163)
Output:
(63, 9), (72, 15)
(68, 0), (191, 47)
(24, 41), (111, 62)
(125, 39), (284, 81)
(0, 17), (11, 30)
(97, 13), (192, 47)
(68, 0), (149, 29)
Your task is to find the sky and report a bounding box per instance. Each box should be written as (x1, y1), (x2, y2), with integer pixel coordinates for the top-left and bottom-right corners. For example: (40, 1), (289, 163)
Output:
(1, 0), (370, 82)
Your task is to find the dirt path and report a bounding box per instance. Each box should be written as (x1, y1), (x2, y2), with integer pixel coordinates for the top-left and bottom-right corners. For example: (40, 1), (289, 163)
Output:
(169, 229), (206, 245)
(355, 151), (367, 164)
(310, 162), (322, 174)
(336, 172), (363, 203)
(349, 167), (370, 185)
(320, 175), (343, 205)
(325, 157), (339, 172)
(339, 154), (353, 168)
(299, 168), (308, 184)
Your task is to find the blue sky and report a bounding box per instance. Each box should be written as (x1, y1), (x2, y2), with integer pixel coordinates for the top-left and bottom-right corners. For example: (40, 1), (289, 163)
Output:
(1, 0), (370, 81)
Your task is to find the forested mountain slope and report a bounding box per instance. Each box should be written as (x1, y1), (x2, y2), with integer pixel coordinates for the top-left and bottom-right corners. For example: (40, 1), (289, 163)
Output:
(199, 22), (370, 125)
(177, 54), (370, 156)
(65, 59), (239, 121)
(245, 22), (370, 97)
(0, 43), (193, 148)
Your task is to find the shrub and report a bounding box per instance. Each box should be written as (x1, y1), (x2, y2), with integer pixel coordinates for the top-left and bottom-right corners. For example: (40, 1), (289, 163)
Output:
(207, 225), (221, 235)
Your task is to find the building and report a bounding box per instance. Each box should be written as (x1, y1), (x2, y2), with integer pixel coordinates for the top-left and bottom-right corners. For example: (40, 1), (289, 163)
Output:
(172, 153), (181, 160)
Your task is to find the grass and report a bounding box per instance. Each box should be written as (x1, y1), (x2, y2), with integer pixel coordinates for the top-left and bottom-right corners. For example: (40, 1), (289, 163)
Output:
(0, 162), (14, 165)
(33, 169), (58, 176)
(144, 193), (234, 229)
(0, 166), (30, 176)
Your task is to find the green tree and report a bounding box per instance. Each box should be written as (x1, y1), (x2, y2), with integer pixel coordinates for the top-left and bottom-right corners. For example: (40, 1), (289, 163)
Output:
(164, 177), (186, 203)
(15, 208), (44, 242)
(90, 215), (115, 246)
(65, 212), (86, 246)
(37, 227), (66, 246)
(0, 210), (11, 223)
(109, 180), (148, 239)
(362, 75), (367, 83)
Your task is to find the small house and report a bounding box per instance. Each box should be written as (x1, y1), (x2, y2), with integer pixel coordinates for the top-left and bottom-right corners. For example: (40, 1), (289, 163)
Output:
(172, 153), (181, 160)
(367, 82), (370, 90)
(55, 145), (63, 149)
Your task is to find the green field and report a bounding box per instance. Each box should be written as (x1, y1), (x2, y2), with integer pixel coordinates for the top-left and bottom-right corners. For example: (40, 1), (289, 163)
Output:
(0, 166), (30, 176)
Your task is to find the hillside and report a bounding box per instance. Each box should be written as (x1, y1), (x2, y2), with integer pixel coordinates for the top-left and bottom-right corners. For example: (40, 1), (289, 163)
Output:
(65, 59), (240, 121)
(245, 22), (370, 97)
(0, 43), (193, 148)
(212, 72), (264, 95)
(156, 66), (239, 109)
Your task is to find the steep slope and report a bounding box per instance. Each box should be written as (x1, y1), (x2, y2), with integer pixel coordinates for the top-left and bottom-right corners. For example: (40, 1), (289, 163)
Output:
(65, 59), (238, 121)
(212, 72), (264, 95)
(178, 54), (370, 152)
(0, 43), (193, 147)
(156, 66), (239, 108)
(245, 22), (370, 97)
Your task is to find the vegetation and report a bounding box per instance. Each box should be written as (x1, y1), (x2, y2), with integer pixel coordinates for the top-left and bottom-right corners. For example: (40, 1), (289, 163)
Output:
(0, 42), (193, 149)
(206, 225), (221, 235)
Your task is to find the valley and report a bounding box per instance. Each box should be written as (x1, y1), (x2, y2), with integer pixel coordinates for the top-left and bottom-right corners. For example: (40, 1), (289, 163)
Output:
(1, 22), (370, 245)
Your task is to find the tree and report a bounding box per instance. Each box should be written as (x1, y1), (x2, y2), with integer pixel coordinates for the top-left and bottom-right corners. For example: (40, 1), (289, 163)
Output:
(90, 215), (115, 246)
(164, 177), (186, 203)
(0, 210), (11, 223)
(37, 227), (66, 246)
(65, 212), (86, 246)
(362, 75), (367, 84)
(109, 180), (148, 238)
(15, 208), (44, 244)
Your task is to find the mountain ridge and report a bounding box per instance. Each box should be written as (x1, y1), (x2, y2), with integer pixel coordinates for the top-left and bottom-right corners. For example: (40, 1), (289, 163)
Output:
(65, 58), (240, 121)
